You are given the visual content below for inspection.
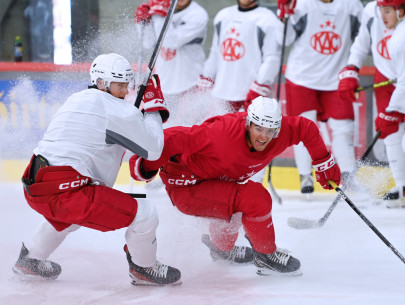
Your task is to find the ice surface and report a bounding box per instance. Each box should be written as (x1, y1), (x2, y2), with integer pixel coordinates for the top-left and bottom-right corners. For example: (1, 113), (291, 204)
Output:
(1, 182), (404, 305)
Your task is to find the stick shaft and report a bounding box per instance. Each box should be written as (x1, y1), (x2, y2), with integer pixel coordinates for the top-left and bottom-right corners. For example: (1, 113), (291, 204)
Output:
(355, 79), (396, 92)
(329, 181), (405, 265)
(135, 0), (179, 108)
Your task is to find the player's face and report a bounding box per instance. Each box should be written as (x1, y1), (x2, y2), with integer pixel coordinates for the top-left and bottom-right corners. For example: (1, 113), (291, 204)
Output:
(380, 6), (399, 29)
(238, 0), (257, 9)
(246, 123), (278, 152)
(176, 0), (191, 10)
(109, 82), (130, 99)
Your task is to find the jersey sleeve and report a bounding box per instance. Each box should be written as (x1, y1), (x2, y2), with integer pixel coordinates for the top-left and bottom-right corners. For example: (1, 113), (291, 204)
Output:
(153, 7), (208, 50)
(286, 116), (330, 161)
(256, 12), (283, 85)
(202, 17), (221, 79)
(142, 115), (224, 171)
(106, 106), (164, 161)
(347, 3), (374, 68)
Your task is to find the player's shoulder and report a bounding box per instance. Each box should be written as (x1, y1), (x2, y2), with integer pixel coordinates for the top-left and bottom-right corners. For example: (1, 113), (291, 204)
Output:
(338, 0), (364, 10)
(214, 5), (237, 22)
(186, 1), (209, 19)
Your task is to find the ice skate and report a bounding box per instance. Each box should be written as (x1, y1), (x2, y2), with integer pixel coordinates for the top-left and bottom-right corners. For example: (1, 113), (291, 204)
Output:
(12, 243), (61, 280)
(300, 174), (314, 200)
(384, 185), (405, 208)
(383, 185), (405, 201)
(254, 248), (302, 276)
(123, 245), (181, 286)
(201, 234), (254, 264)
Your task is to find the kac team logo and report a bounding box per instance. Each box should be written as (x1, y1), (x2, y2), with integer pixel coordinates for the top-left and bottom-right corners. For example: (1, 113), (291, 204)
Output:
(160, 47), (177, 61)
(310, 20), (341, 55)
(220, 27), (245, 61)
(377, 35), (391, 60)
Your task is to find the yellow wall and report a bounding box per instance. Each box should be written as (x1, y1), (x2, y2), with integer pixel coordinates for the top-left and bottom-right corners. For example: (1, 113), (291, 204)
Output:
(1, 159), (394, 196)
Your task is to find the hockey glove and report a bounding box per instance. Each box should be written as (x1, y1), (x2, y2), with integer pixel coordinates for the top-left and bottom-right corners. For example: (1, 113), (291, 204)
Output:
(143, 74), (170, 123)
(134, 3), (151, 24)
(277, 0), (297, 19)
(243, 82), (271, 110)
(196, 75), (214, 93)
(338, 65), (360, 103)
(129, 155), (159, 182)
(312, 153), (341, 190)
(375, 110), (402, 139)
(149, 0), (170, 17)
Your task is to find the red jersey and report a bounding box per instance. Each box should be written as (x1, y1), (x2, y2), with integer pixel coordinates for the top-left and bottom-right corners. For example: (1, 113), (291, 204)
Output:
(144, 112), (329, 182)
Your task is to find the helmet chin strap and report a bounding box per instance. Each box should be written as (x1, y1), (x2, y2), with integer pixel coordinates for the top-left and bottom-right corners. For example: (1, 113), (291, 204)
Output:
(395, 9), (404, 26)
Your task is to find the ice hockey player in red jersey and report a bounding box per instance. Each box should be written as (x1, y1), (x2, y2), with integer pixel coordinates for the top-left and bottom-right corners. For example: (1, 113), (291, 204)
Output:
(130, 97), (341, 276)
(13, 53), (181, 286)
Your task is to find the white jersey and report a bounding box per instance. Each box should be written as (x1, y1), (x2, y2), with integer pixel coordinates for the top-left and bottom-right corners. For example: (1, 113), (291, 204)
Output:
(347, 1), (395, 80)
(284, 0), (363, 90)
(34, 89), (164, 187)
(151, 2), (208, 95)
(203, 5), (282, 101)
(386, 20), (405, 114)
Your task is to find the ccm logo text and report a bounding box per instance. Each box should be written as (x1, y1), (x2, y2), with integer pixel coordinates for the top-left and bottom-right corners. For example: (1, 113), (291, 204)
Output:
(59, 178), (89, 190)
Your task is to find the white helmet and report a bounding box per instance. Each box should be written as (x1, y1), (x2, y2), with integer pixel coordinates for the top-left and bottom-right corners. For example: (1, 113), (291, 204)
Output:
(247, 96), (282, 130)
(90, 53), (134, 88)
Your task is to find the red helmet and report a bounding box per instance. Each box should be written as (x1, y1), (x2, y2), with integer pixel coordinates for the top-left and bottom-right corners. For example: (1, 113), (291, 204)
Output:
(377, 0), (405, 9)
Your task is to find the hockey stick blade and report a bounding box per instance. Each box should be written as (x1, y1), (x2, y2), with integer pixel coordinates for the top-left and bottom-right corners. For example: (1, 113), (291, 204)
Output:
(287, 131), (380, 230)
(287, 217), (323, 229)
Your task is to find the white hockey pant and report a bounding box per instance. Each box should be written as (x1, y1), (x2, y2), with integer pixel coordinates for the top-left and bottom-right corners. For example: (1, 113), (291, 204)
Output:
(125, 199), (158, 267)
(385, 123), (405, 187)
(26, 222), (80, 260)
(328, 118), (355, 173)
(294, 110), (316, 175)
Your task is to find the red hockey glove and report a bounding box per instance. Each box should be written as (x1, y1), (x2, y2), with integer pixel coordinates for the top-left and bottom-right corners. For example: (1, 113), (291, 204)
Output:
(134, 3), (151, 24)
(374, 111), (402, 139)
(277, 0), (296, 19)
(142, 74), (170, 123)
(312, 153), (341, 190)
(149, 0), (170, 17)
(196, 75), (214, 93)
(338, 66), (360, 103)
(243, 82), (271, 110)
(129, 155), (159, 182)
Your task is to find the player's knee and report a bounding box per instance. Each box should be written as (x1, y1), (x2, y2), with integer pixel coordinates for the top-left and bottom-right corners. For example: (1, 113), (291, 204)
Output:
(237, 181), (272, 218)
(329, 119), (354, 136)
(63, 224), (81, 233)
(384, 130), (403, 146)
(128, 199), (159, 235)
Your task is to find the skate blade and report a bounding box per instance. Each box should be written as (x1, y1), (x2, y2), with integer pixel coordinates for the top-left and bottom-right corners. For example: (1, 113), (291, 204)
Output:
(256, 268), (303, 277)
(385, 198), (405, 209)
(131, 278), (182, 286)
(12, 266), (59, 281)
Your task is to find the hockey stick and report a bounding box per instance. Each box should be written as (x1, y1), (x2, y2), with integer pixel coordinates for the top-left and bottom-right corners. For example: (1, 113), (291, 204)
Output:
(266, 17), (290, 205)
(355, 79), (396, 92)
(328, 180), (405, 265)
(134, 0), (178, 108)
(287, 131), (381, 229)
(128, 193), (147, 198)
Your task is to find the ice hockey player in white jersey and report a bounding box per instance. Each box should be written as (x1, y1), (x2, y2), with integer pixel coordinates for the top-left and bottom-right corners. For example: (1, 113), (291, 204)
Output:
(135, 0), (208, 96)
(278, 0), (363, 194)
(338, 0), (405, 205)
(199, 0), (283, 113)
(13, 53), (181, 286)
(376, 0), (405, 207)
